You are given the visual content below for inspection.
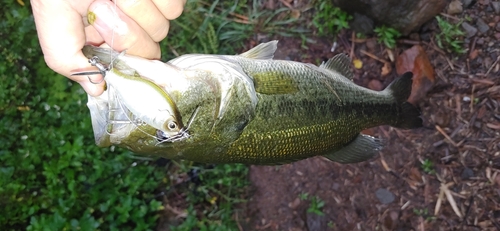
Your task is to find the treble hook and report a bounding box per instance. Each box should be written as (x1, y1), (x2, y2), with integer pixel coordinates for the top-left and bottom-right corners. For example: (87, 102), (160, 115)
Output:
(156, 106), (201, 144)
(71, 56), (109, 84)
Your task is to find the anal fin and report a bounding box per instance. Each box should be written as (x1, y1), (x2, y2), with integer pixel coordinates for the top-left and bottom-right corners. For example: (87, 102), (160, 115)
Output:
(324, 134), (382, 163)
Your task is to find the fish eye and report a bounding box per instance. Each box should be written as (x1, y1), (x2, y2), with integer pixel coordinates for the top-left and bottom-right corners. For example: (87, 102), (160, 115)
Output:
(167, 121), (178, 131)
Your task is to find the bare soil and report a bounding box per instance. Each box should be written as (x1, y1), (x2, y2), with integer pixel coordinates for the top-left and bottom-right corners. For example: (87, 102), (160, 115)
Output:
(244, 1), (500, 231)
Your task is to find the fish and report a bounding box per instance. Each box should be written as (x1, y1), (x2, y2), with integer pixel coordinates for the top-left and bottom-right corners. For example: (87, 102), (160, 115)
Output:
(80, 41), (422, 165)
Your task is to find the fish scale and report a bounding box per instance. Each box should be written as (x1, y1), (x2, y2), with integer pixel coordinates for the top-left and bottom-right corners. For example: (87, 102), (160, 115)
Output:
(82, 41), (422, 165)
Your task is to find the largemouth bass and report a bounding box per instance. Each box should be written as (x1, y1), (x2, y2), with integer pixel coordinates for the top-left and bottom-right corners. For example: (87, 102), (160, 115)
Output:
(80, 41), (422, 165)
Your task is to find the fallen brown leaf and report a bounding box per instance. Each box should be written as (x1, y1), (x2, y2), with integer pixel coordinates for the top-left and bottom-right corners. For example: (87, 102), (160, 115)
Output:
(381, 62), (392, 76)
(396, 45), (436, 104)
(409, 167), (422, 182)
(469, 49), (479, 60)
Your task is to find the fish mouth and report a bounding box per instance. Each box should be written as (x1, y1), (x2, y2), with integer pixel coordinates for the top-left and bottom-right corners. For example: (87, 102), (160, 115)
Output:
(156, 128), (190, 143)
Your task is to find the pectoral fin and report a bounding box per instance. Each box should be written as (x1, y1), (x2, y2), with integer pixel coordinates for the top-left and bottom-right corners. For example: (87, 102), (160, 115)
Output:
(323, 134), (381, 163)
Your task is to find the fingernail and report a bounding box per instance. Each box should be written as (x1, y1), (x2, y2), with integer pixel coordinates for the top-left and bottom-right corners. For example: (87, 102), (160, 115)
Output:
(90, 3), (128, 35)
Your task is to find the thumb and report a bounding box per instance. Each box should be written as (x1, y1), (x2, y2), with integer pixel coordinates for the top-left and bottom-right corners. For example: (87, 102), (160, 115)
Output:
(78, 76), (106, 97)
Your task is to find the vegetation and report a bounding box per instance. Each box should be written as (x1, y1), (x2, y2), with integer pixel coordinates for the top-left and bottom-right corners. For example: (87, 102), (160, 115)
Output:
(299, 193), (325, 216)
(413, 208), (436, 222)
(2, 0), (290, 230)
(162, 0), (306, 59)
(374, 25), (402, 49)
(421, 159), (435, 174)
(435, 16), (466, 54)
(312, 1), (352, 36)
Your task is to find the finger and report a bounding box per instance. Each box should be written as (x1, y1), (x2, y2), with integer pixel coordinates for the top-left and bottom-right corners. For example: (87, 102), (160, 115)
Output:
(31, 0), (106, 96)
(85, 25), (105, 45)
(89, 0), (161, 59)
(114, 0), (170, 42)
(78, 76), (106, 96)
(151, 0), (186, 20)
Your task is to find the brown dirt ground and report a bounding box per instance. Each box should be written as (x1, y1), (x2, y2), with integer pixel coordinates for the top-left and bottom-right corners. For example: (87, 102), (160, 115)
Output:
(243, 1), (500, 231)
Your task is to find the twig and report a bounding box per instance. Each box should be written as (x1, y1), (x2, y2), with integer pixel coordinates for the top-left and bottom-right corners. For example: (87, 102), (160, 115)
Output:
(485, 56), (500, 76)
(460, 195), (474, 229)
(470, 84), (475, 112)
(439, 12), (461, 21)
(399, 39), (422, 45)
(435, 125), (458, 147)
(350, 31), (355, 58)
(360, 49), (389, 64)
(435, 184), (445, 216)
(442, 182), (463, 218)
(235, 212), (244, 231)
(278, 0), (293, 9)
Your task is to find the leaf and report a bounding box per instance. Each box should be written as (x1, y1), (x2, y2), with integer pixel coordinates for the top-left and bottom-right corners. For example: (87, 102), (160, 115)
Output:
(396, 45), (435, 104)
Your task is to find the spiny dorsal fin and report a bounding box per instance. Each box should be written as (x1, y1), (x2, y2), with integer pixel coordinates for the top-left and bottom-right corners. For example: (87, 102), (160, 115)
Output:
(320, 53), (354, 80)
(239, 40), (278, 60)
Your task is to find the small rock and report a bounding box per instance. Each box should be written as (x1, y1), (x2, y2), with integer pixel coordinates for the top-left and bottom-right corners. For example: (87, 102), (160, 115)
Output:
(495, 33), (500, 40)
(366, 39), (378, 51)
(351, 13), (374, 35)
(448, 0), (463, 14)
(476, 37), (485, 45)
(375, 188), (395, 204)
(492, 2), (500, 14)
(409, 33), (420, 41)
(332, 182), (340, 191)
(493, 210), (500, 219)
(476, 18), (490, 34)
(462, 22), (478, 38)
(461, 168), (474, 179)
(495, 174), (500, 186)
(289, 197), (301, 209)
(368, 79), (383, 91)
(461, 0), (473, 8)
(479, 0), (489, 5)
(306, 212), (326, 231)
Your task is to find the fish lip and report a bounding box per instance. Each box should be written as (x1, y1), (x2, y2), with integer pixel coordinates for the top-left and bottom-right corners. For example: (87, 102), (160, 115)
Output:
(156, 128), (190, 143)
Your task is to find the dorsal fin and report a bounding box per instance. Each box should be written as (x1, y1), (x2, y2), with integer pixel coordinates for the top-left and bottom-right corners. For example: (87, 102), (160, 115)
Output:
(239, 40), (278, 60)
(320, 53), (354, 80)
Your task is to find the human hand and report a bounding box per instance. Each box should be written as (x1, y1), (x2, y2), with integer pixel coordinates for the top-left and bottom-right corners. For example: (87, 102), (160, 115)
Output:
(31, 0), (185, 96)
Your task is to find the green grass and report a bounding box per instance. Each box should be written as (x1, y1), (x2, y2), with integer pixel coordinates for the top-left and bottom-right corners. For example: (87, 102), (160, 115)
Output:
(435, 16), (466, 54)
(299, 193), (325, 216)
(162, 0), (307, 59)
(421, 159), (435, 174)
(374, 25), (401, 49)
(312, 1), (352, 36)
(1, 0), (307, 230)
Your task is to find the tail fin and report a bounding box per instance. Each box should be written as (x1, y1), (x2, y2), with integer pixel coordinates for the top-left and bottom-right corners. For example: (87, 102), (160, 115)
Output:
(384, 72), (423, 129)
